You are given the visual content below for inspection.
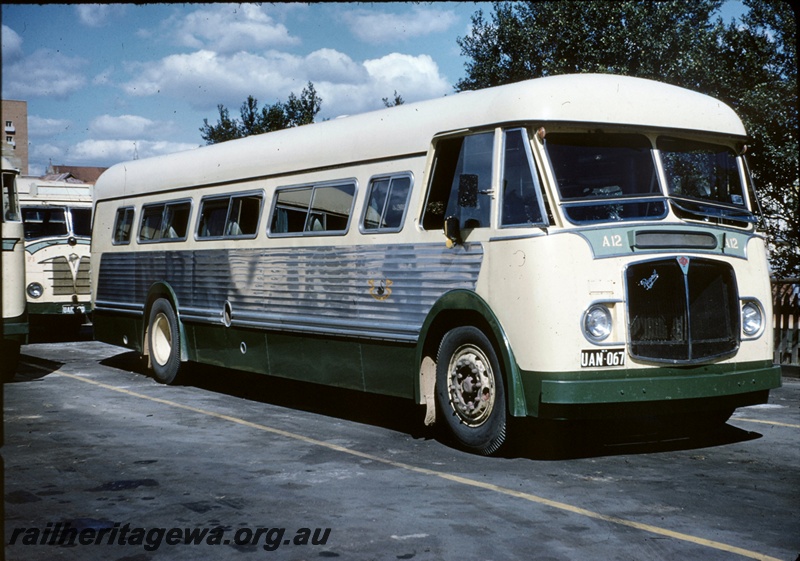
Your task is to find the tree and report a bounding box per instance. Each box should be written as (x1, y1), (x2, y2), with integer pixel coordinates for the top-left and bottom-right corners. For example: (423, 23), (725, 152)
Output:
(383, 90), (405, 107)
(200, 82), (322, 145)
(457, 0), (798, 278)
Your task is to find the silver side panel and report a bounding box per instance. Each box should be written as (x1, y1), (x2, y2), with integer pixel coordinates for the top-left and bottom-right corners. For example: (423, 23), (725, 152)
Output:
(96, 243), (484, 342)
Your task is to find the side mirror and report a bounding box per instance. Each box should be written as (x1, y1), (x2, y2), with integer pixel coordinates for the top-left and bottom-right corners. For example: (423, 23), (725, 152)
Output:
(443, 215), (461, 248)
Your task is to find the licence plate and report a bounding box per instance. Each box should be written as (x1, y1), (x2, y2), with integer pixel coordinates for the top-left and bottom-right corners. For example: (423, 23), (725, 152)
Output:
(581, 348), (626, 368)
(62, 305), (86, 315)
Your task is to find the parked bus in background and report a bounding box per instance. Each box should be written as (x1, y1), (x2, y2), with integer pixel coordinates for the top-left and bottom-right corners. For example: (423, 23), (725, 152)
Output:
(2, 157), (28, 381)
(18, 176), (92, 336)
(91, 74), (781, 454)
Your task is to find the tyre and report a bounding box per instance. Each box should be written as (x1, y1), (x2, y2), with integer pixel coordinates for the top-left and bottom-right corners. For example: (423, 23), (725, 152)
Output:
(435, 326), (507, 455)
(147, 298), (182, 384)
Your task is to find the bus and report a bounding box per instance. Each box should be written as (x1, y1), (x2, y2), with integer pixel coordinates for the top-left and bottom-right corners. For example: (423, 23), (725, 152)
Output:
(91, 74), (782, 455)
(18, 176), (92, 335)
(2, 157), (28, 381)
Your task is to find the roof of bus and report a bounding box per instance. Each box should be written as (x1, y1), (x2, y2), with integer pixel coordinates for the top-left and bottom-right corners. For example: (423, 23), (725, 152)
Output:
(95, 73), (747, 200)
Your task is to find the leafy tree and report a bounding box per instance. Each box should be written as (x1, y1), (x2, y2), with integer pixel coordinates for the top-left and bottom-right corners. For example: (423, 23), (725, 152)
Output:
(383, 90), (405, 107)
(457, 0), (798, 277)
(200, 82), (322, 144)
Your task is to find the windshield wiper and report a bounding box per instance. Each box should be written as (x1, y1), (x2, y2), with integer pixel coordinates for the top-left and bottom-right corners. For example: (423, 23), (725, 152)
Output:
(670, 198), (757, 224)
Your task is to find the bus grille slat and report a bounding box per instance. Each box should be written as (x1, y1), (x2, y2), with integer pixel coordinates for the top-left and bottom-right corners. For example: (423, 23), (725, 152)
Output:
(626, 257), (739, 363)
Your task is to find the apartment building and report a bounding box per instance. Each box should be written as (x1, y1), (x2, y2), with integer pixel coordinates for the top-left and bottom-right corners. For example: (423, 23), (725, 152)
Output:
(2, 100), (29, 175)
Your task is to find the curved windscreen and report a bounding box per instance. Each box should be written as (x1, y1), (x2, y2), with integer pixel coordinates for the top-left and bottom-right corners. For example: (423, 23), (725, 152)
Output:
(545, 133), (666, 224)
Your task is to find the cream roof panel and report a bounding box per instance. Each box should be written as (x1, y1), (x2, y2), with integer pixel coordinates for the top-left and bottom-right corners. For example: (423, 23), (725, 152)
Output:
(95, 74), (747, 201)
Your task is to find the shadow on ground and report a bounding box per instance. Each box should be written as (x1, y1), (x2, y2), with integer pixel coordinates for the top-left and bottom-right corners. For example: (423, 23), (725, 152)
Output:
(97, 352), (763, 461)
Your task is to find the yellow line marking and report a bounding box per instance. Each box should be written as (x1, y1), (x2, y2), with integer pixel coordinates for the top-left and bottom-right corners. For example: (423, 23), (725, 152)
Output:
(21, 363), (784, 561)
(733, 418), (800, 429)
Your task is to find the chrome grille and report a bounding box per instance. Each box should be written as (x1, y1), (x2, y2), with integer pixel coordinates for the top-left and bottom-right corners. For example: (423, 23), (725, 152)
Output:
(626, 257), (739, 363)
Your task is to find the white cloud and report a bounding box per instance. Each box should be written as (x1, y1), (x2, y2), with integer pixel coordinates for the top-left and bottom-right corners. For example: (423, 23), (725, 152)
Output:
(89, 114), (170, 139)
(1, 24), (23, 65)
(120, 47), (450, 118)
(67, 139), (198, 166)
(341, 6), (459, 45)
(75, 4), (126, 27)
(172, 4), (300, 53)
(2, 48), (87, 100)
(28, 116), (72, 138)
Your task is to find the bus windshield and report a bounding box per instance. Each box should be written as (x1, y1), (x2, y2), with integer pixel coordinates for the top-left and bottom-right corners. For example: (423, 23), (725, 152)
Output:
(545, 132), (757, 226)
(545, 132), (666, 224)
(658, 137), (755, 224)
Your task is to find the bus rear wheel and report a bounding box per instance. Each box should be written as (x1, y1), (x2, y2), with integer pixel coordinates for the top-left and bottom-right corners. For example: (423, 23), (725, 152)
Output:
(435, 326), (507, 455)
(148, 298), (182, 384)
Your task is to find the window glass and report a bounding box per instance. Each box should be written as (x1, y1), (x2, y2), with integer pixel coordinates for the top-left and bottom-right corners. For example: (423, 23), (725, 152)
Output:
(2, 172), (21, 222)
(545, 132), (665, 224)
(363, 175), (411, 232)
(139, 201), (191, 242)
(658, 137), (746, 207)
(162, 202), (190, 239)
(112, 207), (134, 244)
(501, 129), (546, 227)
(227, 195), (261, 236)
(198, 198), (228, 238)
(70, 207), (92, 237)
(139, 205), (164, 241)
(307, 185), (355, 232)
(271, 187), (312, 234)
(270, 183), (355, 236)
(422, 132), (493, 230)
(22, 208), (68, 239)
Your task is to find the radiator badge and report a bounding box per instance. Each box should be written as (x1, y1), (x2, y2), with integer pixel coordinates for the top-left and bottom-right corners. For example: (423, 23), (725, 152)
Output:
(639, 269), (659, 291)
(677, 255), (691, 275)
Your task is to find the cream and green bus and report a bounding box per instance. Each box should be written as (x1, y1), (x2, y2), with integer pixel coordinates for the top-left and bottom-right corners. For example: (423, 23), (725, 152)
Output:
(18, 177), (93, 335)
(91, 74), (781, 454)
(2, 157), (28, 381)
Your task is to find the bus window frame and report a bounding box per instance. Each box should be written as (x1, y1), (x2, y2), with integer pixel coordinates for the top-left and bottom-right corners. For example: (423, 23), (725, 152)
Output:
(499, 128), (549, 229)
(112, 206), (136, 245)
(267, 179), (358, 238)
(137, 198), (193, 244)
(359, 172), (414, 234)
(196, 189), (264, 241)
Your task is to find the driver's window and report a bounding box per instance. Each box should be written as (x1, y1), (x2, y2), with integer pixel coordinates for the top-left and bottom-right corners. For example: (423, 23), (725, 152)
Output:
(422, 132), (494, 231)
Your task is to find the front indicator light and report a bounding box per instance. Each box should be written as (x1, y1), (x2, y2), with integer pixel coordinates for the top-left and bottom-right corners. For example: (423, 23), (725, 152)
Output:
(741, 301), (763, 337)
(584, 305), (612, 342)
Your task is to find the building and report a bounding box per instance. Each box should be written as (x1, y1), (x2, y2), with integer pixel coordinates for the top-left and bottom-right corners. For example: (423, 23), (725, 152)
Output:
(45, 164), (107, 184)
(2, 100), (29, 175)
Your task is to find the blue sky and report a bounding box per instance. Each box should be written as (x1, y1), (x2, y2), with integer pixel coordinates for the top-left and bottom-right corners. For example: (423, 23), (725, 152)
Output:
(2, 2), (746, 176)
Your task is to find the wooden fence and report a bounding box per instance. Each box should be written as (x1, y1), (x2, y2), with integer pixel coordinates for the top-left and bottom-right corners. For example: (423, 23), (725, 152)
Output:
(773, 280), (800, 367)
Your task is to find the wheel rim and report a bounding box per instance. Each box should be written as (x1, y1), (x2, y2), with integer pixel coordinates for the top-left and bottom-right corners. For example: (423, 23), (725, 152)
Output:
(151, 312), (172, 367)
(446, 343), (496, 427)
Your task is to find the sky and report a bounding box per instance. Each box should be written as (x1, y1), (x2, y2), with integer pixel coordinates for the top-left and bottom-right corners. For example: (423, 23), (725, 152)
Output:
(2, 2), (746, 176)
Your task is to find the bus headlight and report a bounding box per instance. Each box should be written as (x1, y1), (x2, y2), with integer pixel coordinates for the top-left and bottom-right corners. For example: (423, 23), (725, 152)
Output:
(741, 300), (764, 337)
(27, 282), (44, 299)
(583, 304), (612, 342)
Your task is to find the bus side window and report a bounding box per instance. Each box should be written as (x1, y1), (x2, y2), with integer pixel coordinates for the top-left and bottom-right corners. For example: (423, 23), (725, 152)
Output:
(422, 132), (493, 231)
(112, 207), (134, 244)
(362, 174), (412, 232)
(163, 202), (191, 239)
(227, 194), (262, 237)
(270, 183), (355, 236)
(139, 200), (190, 242)
(501, 129), (547, 227)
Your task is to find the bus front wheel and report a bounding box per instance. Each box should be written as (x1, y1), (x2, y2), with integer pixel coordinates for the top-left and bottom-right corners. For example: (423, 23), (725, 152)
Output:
(435, 326), (507, 455)
(148, 298), (182, 384)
